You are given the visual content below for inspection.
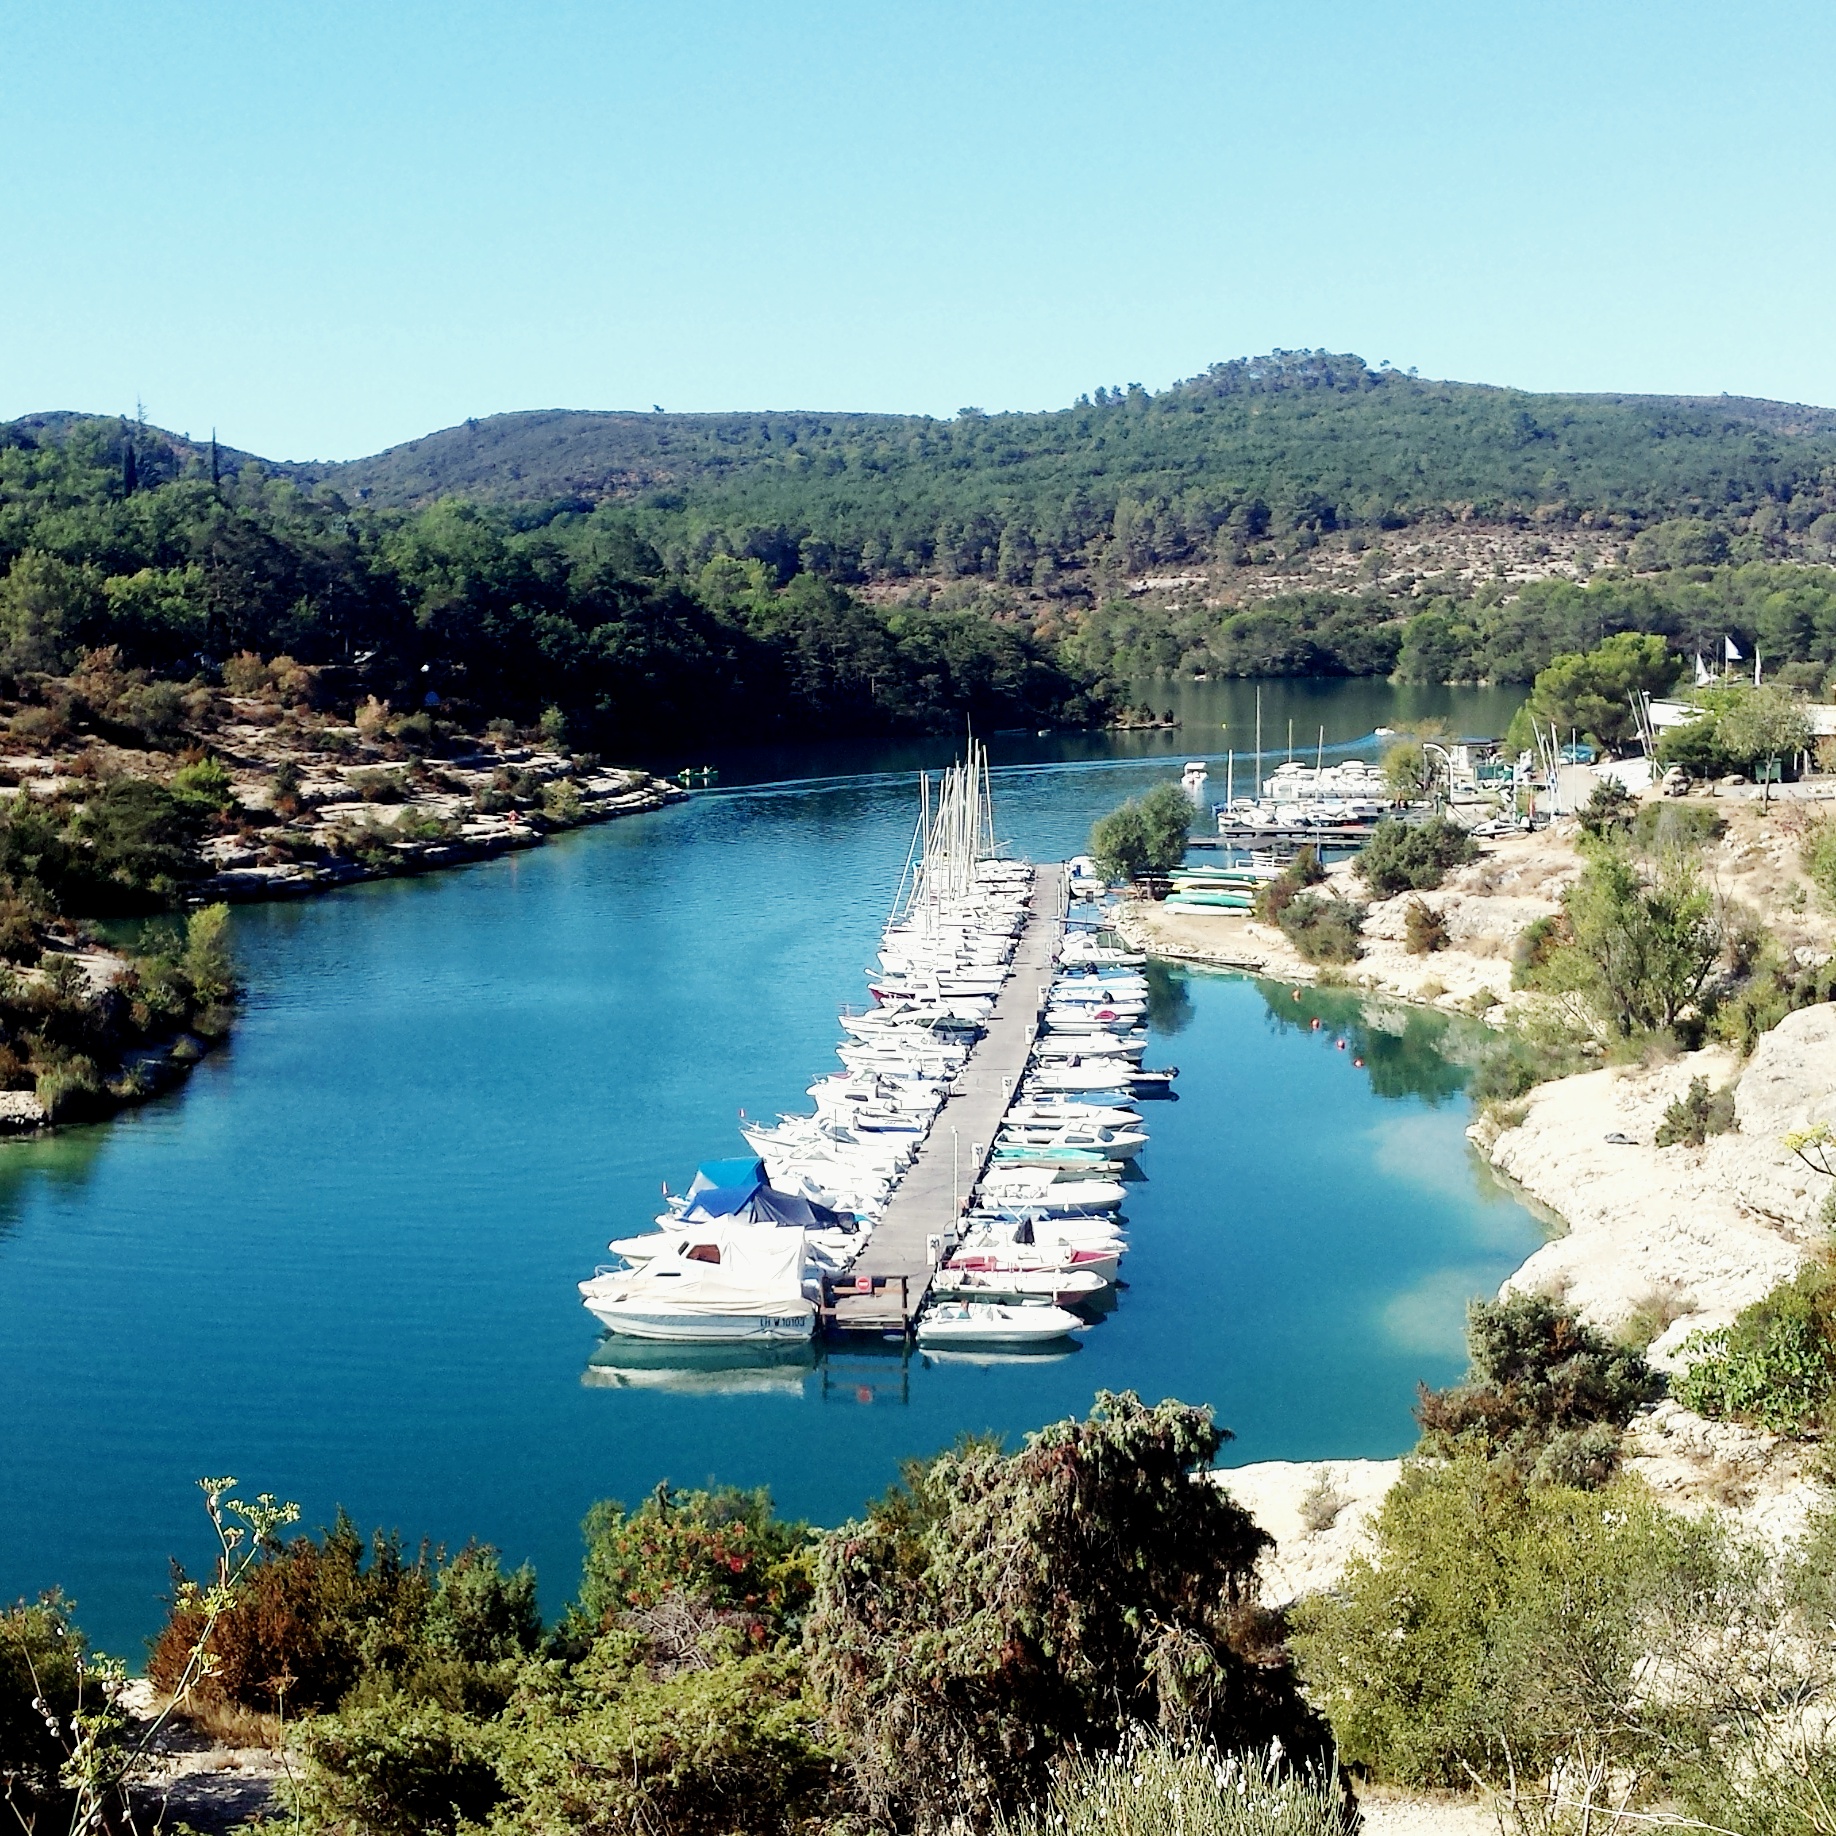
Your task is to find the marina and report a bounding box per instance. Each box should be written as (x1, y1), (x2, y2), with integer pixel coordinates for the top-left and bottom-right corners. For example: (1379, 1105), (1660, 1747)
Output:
(582, 745), (1172, 1346)
(0, 686), (1542, 1655)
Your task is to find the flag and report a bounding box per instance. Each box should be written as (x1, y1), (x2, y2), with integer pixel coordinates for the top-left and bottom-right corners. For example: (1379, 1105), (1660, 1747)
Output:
(1724, 634), (1743, 662)
(1694, 652), (1713, 686)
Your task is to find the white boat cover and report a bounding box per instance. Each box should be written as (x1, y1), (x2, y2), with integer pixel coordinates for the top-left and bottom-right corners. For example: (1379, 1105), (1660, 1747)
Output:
(615, 1226), (808, 1315)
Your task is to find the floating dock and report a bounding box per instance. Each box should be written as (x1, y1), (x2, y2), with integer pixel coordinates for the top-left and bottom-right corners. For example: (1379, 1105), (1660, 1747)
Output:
(1196, 824), (1379, 851)
(827, 863), (1068, 1335)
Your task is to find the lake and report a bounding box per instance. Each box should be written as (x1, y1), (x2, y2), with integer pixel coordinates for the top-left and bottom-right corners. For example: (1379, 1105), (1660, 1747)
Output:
(0, 679), (1540, 1658)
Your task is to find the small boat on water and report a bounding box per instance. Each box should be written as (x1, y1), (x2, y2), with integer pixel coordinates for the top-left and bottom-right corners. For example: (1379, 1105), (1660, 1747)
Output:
(929, 1266), (1109, 1305)
(915, 1301), (1087, 1347)
(580, 1228), (816, 1342)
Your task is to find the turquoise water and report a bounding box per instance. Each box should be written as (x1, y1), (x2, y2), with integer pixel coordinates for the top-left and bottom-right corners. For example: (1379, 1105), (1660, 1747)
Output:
(0, 687), (1539, 1658)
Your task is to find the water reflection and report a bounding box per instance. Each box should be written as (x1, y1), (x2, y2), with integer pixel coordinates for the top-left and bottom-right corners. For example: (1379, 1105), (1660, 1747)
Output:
(1141, 961), (1196, 1036)
(1253, 980), (1473, 1107)
(0, 1127), (111, 1250)
(584, 1336), (819, 1396)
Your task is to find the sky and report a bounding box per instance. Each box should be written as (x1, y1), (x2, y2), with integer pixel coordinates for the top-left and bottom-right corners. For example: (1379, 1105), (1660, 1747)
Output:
(4, 0), (1834, 460)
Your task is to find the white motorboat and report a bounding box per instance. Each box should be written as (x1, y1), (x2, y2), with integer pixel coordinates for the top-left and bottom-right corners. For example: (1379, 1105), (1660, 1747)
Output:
(916, 1301), (1086, 1347)
(580, 1228), (816, 1342)
(929, 1265), (1110, 1304)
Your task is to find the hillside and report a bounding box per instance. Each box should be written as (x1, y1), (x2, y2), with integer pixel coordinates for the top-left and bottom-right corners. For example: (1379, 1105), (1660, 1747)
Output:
(278, 353), (1836, 583)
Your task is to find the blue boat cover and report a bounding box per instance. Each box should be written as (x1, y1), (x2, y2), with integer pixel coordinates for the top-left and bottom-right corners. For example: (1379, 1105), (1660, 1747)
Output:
(681, 1179), (852, 1232)
(688, 1156), (766, 1196)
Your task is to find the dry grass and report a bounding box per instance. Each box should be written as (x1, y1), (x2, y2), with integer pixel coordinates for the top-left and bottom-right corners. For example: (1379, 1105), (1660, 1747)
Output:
(167, 1695), (287, 1751)
(1619, 1281), (1694, 1351)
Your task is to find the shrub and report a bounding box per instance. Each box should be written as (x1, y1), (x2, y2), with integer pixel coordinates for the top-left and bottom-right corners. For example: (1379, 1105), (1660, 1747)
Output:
(295, 1701), (504, 1836)
(1711, 946), (1836, 1053)
(1510, 913), (1564, 988)
(1534, 847), (1719, 1037)
(1633, 799), (1724, 854)
(1655, 1074), (1737, 1147)
(35, 1058), (104, 1122)
(1279, 892), (1364, 964)
(565, 1485), (813, 1650)
(1673, 1249), (1836, 1433)
(991, 1736), (1345, 1836)
(0, 894), (41, 966)
(351, 768), (407, 803)
(1251, 846), (1324, 926)
(1802, 815), (1836, 907)
(804, 1391), (1331, 1831)
(171, 755), (235, 811)
(221, 652), (274, 696)
(0, 1591), (85, 1815)
(69, 778), (206, 911)
(1576, 777), (1635, 842)
(1289, 1459), (1711, 1790)
(1402, 898), (1448, 954)
(1414, 1292), (1662, 1486)
(148, 1515), (541, 1715)
(391, 711), (438, 752)
(488, 1642), (840, 1836)
(1469, 1010), (1591, 1105)
(1354, 816), (1477, 897)
(540, 779), (582, 825)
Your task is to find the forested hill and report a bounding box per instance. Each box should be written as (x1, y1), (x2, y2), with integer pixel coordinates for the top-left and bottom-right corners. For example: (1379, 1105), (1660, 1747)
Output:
(272, 353), (1836, 580)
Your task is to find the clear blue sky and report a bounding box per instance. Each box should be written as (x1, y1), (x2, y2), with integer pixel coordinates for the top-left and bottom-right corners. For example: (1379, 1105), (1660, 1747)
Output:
(4, 0), (1833, 460)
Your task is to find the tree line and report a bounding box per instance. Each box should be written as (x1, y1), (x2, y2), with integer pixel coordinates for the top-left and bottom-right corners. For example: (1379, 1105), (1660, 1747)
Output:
(286, 352), (1836, 587)
(0, 419), (1096, 751)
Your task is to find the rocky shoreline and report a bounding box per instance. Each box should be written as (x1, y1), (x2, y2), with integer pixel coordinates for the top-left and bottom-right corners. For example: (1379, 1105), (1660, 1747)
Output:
(1143, 808), (1836, 1618)
(195, 748), (683, 902)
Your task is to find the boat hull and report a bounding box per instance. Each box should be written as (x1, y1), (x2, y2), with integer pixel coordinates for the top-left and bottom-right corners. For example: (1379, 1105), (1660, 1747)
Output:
(585, 1300), (817, 1343)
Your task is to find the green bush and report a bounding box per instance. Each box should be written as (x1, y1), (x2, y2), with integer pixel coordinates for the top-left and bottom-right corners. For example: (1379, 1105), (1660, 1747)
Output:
(1673, 1248), (1836, 1433)
(1656, 713), (1735, 779)
(1414, 1292), (1662, 1487)
(1802, 815), (1836, 906)
(352, 769), (408, 803)
(35, 1057), (104, 1122)
(68, 778), (206, 911)
(540, 779), (582, 825)
(1509, 913), (1563, 989)
(1289, 1459), (1706, 1789)
(295, 1701), (504, 1836)
(1354, 816), (1477, 897)
(1655, 1074), (1737, 1147)
(0, 1592), (86, 1816)
(1250, 846), (1325, 926)
(804, 1391), (1331, 1830)
(487, 1642), (840, 1836)
(1531, 847), (1719, 1037)
(1710, 945), (1836, 1054)
(1470, 1011), (1590, 1105)
(1575, 777), (1635, 842)
(170, 755), (236, 811)
(1278, 891), (1365, 964)
(1633, 799), (1724, 854)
